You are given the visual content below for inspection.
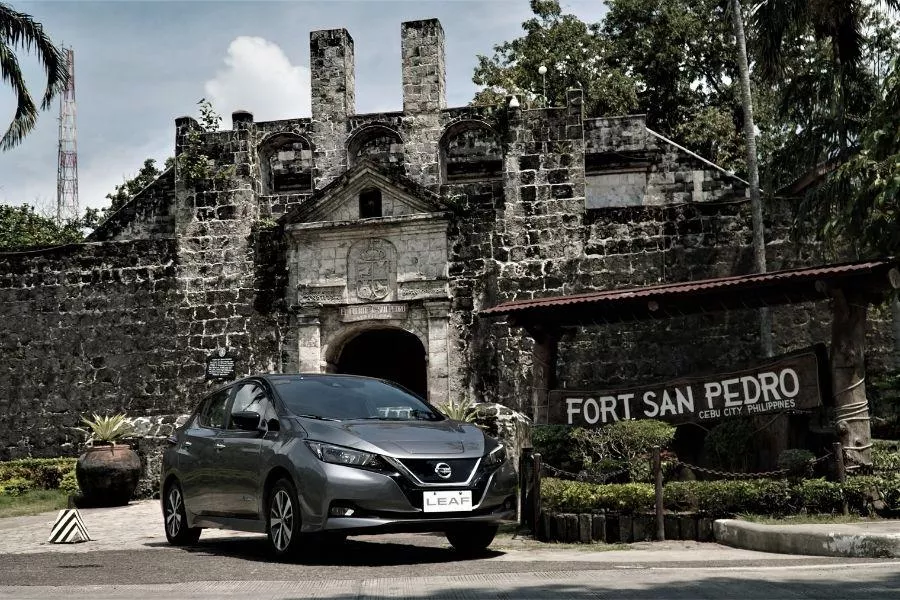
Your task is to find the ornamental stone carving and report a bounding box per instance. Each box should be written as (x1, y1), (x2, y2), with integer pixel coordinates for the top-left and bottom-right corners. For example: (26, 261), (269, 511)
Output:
(347, 238), (397, 301)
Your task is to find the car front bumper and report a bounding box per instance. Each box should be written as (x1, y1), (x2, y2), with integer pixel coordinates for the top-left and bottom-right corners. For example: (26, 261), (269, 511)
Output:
(300, 457), (519, 534)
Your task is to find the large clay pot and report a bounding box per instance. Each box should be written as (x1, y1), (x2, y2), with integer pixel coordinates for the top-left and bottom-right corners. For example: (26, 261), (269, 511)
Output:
(75, 444), (142, 507)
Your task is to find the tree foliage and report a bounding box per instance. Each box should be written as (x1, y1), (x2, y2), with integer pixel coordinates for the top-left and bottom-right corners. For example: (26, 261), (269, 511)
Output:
(0, 204), (83, 251)
(799, 51), (900, 257)
(471, 0), (638, 117)
(104, 157), (174, 214)
(473, 0), (751, 171)
(0, 2), (68, 151)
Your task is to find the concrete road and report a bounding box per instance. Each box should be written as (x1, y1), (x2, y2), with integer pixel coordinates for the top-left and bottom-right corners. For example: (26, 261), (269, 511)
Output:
(0, 501), (898, 598)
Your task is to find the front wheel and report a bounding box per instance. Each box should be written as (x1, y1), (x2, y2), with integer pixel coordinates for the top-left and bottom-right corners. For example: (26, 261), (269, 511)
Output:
(163, 481), (201, 545)
(267, 478), (303, 558)
(446, 523), (498, 556)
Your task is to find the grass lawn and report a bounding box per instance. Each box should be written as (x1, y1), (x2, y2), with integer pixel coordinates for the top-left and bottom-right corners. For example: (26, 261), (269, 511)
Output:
(0, 490), (69, 518)
(737, 513), (885, 526)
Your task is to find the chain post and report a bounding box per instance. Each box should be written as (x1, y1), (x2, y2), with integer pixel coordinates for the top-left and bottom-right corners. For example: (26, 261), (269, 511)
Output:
(833, 441), (849, 516)
(653, 447), (664, 541)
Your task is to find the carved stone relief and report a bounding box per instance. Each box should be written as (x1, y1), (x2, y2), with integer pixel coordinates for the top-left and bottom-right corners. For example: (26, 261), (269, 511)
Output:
(347, 238), (397, 301)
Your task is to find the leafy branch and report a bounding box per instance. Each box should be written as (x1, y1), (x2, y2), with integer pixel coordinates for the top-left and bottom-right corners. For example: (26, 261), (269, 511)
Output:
(177, 98), (235, 189)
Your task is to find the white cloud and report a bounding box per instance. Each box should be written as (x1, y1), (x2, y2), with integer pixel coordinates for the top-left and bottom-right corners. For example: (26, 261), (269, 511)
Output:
(204, 37), (311, 125)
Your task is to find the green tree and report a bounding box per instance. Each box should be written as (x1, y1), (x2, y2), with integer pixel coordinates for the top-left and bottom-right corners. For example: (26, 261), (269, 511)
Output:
(757, 3), (900, 190)
(471, 0), (638, 116)
(0, 2), (69, 150)
(0, 203), (83, 250)
(105, 157), (173, 214)
(601, 0), (746, 167)
(804, 52), (900, 258)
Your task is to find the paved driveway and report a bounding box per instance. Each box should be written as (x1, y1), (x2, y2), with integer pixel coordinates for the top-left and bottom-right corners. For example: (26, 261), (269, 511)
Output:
(1, 501), (898, 599)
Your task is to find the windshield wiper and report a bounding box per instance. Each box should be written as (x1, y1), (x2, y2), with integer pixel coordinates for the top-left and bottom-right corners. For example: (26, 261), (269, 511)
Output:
(295, 414), (341, 422)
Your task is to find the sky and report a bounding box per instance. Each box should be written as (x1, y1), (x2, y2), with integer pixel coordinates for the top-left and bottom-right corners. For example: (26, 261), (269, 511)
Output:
(0, 0), (609, 216)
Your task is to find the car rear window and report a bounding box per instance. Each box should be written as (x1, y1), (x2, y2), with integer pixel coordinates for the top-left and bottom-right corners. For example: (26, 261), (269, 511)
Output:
(271, 376), (445, 422)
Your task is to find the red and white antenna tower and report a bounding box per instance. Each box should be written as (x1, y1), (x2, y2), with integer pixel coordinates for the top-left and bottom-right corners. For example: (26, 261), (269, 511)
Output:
(56, 46), (78, 224)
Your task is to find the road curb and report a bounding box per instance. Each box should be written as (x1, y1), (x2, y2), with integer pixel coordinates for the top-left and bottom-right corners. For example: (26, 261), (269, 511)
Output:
(713, 519), (900, 558)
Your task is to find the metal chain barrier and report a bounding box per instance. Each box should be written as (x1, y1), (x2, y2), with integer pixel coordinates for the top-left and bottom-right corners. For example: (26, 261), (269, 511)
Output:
(541, 462), (630, 484)
(542, 452), (834, 483)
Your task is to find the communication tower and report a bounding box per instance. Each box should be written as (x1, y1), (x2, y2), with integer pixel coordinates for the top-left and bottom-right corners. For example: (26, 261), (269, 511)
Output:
(56, 47), (78, 224)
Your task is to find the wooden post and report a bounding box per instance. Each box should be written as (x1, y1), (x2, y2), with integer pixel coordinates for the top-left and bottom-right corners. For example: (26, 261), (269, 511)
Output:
(829, 288), (873, 467)
(526, 324), (560, 425)
(833, 441), (849, 516)
(533, 452), (542, 538)
(519, 447), (533, 528)
(653, 447), (664, 541)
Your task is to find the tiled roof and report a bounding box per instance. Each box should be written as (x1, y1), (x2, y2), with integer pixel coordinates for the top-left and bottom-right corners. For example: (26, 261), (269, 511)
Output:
(479, 259), (899, 325)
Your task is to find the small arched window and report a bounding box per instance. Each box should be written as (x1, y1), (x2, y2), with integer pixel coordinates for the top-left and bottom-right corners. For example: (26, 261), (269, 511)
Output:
(359, 188), (382, 219)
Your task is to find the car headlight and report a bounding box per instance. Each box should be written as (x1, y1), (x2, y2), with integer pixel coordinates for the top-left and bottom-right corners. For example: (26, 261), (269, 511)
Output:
(482, 443), (507, 468)
(305, 441), (387, 470)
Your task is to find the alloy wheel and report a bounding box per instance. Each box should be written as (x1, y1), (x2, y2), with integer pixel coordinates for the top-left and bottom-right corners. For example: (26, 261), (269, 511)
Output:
(269, 488), (294, 552)
(165, 486), (184, 538)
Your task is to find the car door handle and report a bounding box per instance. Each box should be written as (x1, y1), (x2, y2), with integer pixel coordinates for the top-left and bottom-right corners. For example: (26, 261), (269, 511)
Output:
(215, 442), (226, 450)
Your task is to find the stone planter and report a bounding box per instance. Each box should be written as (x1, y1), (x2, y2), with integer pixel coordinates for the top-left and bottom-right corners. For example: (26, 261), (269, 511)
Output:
(75, 444), (142, 507)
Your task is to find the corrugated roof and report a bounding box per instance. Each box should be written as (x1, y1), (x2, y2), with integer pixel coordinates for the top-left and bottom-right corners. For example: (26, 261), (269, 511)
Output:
(479, 259), (898, 323)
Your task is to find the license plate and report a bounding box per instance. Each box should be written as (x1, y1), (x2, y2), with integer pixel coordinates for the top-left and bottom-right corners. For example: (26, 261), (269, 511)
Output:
(422, 490), (473, 513)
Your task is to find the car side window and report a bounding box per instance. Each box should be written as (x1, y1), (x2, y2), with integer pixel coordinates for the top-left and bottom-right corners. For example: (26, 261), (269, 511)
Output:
(198, 389), (230, 429)
(229, 382), (277, 429)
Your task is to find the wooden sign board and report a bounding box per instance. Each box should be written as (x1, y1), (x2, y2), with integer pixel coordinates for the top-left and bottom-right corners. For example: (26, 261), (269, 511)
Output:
(540, 344), (829, 427)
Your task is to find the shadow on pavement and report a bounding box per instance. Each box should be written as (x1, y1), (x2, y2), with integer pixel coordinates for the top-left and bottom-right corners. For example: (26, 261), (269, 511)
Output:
(144, 534), (504, 566)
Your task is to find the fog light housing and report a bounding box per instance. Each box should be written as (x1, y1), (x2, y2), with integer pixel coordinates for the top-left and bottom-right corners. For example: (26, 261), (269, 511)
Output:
(329, 506), (355, 517)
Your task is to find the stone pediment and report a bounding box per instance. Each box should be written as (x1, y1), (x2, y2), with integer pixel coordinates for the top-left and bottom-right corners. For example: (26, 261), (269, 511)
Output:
(281, 159), (446, 225)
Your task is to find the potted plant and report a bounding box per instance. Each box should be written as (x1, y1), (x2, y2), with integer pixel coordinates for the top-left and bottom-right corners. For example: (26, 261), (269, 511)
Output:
(74, 413), (142, 507)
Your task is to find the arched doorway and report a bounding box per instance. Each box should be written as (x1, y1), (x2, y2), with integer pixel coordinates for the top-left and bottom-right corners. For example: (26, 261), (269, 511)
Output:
(335, 329), (427, 399)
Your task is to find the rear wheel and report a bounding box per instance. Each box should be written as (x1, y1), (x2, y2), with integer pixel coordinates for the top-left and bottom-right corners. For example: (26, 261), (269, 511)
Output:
(267, 478), (303, 558)
(163, 481), (201, 545)
(446, 523), (498, 556)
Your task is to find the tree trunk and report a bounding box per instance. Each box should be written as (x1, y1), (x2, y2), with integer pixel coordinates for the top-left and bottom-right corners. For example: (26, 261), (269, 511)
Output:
(730, 0), (773, 358)
(830, 288), (873, 468)
(892, 295), (900, 371)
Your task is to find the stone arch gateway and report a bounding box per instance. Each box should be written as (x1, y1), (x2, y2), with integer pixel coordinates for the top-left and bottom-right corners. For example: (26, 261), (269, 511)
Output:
(334, 327), (428, 398)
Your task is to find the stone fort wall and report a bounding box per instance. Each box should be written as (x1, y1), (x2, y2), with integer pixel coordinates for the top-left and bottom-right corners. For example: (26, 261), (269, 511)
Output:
(0, 18), (896, 461)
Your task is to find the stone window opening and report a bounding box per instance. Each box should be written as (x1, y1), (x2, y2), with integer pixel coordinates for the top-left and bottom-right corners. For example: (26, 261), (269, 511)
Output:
(359, 188), (382, 219)
(439, 121), (503, 184)
(347, 125), (404, 168)
(258, 132), (314, 195)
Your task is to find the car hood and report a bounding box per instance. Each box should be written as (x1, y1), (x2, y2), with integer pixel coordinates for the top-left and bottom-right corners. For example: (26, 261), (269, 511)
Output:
(298, 418), (489, 458)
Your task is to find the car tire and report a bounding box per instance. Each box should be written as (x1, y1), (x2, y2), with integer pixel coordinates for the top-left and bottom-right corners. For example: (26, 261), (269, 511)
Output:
(163, 481), (201, 546)
(446, 523), (498, 555)
(267, 477), (303, 558)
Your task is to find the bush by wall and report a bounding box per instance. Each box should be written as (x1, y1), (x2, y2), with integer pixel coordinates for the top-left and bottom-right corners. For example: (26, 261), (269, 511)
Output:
(542, 475), (900, 517)
(0, 458), (77, 496)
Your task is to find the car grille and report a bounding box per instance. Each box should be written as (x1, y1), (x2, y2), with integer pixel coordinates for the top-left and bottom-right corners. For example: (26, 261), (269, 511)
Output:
(395, 457), (478, 484)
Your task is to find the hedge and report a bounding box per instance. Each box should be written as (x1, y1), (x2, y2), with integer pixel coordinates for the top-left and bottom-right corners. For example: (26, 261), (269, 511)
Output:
(541, 474), (900, 517)
(0, 458), (77, 496)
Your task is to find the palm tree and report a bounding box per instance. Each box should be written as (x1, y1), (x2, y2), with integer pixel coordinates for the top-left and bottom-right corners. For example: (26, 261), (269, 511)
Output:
(0, 2), (68, 151)
(729, 0), (773, 357)
(753, 0), (900, 158)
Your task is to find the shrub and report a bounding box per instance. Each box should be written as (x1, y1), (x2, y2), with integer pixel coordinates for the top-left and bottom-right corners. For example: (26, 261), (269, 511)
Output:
(436, 397), (477, 422)
(532, 425), (581, 470)
(0, 458), (77, 493)
(0, 477), (34, 496)
(778, 449), (816, 478)
(703, 419), (755, 472)
(872, 439), (900, 472)
(543, 475), (900, 517)
(571, 420), (675, 482)
(59, 470), (80, 495)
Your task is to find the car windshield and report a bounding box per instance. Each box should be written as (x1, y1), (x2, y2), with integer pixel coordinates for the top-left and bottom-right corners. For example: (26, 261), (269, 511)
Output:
(271, 376), (445, 422)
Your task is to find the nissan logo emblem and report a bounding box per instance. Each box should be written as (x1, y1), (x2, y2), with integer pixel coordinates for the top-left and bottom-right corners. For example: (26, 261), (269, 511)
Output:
(434, 462), (452, 479)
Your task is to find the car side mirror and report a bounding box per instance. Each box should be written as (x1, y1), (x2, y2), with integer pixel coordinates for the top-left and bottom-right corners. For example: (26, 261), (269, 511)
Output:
(267, 418), (280, 433)
(232, 411), (262, 431)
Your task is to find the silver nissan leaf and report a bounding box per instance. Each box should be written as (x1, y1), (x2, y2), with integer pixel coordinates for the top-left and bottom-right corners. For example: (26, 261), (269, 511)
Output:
(160, 373), (518, 558)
